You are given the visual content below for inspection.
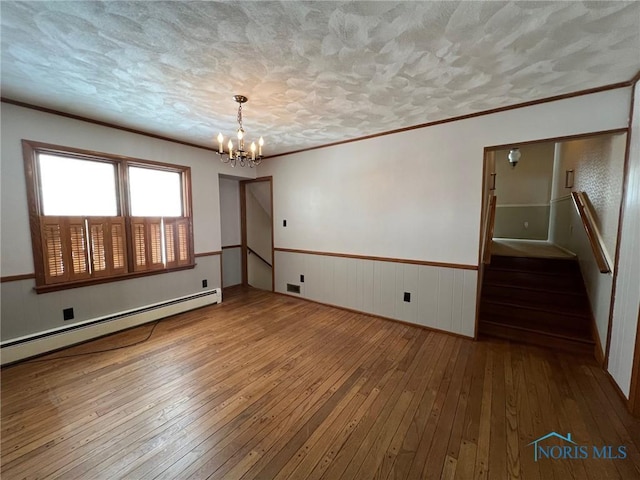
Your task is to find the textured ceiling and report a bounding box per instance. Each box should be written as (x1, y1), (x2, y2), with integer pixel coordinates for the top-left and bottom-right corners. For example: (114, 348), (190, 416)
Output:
(1, 1), (639, 156)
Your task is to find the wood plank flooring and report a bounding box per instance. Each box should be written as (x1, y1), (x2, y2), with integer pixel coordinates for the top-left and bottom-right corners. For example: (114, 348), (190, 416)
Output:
(2, 287), (640, 479)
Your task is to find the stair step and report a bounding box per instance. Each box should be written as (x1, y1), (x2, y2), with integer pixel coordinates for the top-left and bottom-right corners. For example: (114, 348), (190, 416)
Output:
(483, 269), (583, 291)
(480, 298), (590, 320)
(479, 307), (591, 338)
(480, 253), (595, 356)
(479, 321), (595, 356)
(489, 255), (580, 274)
(481, 283), (588, 309)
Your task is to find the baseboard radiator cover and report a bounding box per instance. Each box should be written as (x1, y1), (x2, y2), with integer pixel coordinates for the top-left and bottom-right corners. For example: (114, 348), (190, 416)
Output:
(0, 289), (222, 365)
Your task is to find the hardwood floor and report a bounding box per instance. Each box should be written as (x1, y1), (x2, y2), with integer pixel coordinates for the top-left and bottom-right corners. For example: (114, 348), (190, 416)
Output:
(2, 287), (639, 479)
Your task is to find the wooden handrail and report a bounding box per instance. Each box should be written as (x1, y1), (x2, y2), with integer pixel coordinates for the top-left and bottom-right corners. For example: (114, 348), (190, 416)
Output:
(247, 246), (272, 268)
(571, 191), (610, 273)
(482, 195), (497, 265)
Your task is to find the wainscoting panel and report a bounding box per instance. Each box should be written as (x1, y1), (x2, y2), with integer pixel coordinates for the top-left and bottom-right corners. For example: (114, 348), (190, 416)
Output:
(360, 259), (375, 314)
(373, 260), (397, 320)
(274, 250), (305, 297)
(274, 250), (477, 337)
(301, 253), (321, 300)
(222, 246), (242, 287)
(416, 266), (440, 329)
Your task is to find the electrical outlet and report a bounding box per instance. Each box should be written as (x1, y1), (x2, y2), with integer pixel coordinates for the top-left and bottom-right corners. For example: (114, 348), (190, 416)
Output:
(404, 292), (411, 302)
(202, 279), (208, 288)
(63, 307), (74, 321)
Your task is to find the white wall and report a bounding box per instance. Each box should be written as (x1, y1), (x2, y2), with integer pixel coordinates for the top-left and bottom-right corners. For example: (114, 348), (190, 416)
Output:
(0, 103), (255, 353)
(219, 177), (241, 246)
(246, 183), (273, 263)
(493, 142), (555, 240)
(219, 176), (242, 287)
(246, 182), (273, 291)
(248, 253), (272, 291)
(549, 132), (627, 352)
(608, 82), (640, 398)
(494, 143), (555, 205)
(222, 247), (242, 288)
(551, 197), (613, 351)
(259, 87), (632, 336)
(552, 133), (627, 261)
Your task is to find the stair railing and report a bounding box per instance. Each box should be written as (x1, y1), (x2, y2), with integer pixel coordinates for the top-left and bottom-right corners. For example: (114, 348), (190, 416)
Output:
(247, 246), (272, 268)
(482, 195), (497, 265)
(571, 191), (611, 274)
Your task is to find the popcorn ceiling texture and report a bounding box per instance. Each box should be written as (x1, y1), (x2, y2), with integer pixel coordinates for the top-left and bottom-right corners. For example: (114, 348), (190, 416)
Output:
(1, 1), (639, 155)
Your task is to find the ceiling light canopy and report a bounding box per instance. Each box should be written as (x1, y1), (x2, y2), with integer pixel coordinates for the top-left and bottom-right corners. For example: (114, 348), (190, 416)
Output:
(216, 95), (264, 168)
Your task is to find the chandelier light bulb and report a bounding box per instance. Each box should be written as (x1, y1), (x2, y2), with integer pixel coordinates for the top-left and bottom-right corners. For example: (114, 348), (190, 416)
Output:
(217, 133), (224, 153)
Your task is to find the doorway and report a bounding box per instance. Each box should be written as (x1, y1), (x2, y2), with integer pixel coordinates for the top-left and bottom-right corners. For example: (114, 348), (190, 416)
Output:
(477, 130), (628, 358)
(240, 177), (274, 291)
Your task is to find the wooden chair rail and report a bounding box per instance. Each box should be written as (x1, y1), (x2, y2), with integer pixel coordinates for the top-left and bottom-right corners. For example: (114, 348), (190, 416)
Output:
(571, 191), (611, 274)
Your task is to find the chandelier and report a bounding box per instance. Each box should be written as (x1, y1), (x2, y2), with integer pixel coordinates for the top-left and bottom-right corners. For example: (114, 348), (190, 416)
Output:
(216, 95), (264, 168)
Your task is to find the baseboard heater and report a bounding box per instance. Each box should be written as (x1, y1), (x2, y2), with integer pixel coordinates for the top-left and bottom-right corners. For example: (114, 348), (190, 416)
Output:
(1, 289), (221, 366)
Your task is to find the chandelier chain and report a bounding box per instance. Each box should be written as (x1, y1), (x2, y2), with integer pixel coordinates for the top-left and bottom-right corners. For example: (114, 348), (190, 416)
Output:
(237, 103), (243, 130)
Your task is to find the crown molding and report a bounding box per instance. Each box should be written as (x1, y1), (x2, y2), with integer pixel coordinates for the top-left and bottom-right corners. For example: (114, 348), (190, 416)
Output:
(2, 77), (634, 159)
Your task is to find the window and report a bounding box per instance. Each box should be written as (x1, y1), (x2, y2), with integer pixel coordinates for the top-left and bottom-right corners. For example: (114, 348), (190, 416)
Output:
(23, 140), (194, 291)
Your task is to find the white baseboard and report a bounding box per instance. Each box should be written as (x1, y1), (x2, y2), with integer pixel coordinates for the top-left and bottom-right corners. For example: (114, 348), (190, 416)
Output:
(1, 289), (221, 365)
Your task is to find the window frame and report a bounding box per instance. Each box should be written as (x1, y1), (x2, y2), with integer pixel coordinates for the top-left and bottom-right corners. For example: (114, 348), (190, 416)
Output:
(22, 139), (195, 293)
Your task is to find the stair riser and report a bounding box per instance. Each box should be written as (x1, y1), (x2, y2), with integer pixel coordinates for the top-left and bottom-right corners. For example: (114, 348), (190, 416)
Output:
(489, 256), (580, 274)
(480, 255), (594, 355)
(479, 322), (594, 356)
(480, 302), (591, 333)
(482, 285), (588, 309)
(483, 270), (583, 292)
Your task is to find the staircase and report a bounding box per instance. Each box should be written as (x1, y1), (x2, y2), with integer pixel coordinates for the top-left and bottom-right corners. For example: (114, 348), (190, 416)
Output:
(479, 255), (595, 356)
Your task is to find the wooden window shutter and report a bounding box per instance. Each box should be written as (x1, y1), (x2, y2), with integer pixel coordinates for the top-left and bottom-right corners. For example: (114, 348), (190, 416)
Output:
(40, 216), (69, 284)
(110, 217), (127, 274)
(67, 217), (90, 281)
(40, 216), (90, 284)
(164, 219), (177, 268)
(130, 217), (163, 271)
(90, 220), (108, 276)
(88, 217), (128, 277)
(148, 219), (164, 270)
(131, 218), (148, 272)
(176, 218), (191, 266)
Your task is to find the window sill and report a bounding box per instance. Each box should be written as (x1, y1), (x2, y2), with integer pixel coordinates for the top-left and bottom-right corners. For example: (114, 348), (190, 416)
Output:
(34, 263), (196, 294)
